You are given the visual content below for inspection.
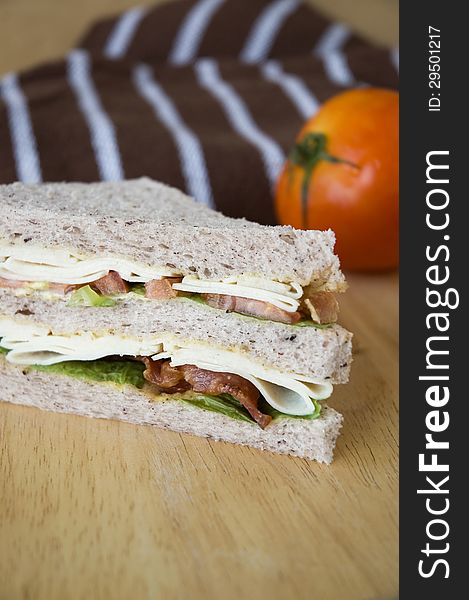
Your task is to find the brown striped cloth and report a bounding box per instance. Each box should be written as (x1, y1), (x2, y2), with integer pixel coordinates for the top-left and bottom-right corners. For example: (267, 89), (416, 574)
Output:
(0, 0), (398, 224)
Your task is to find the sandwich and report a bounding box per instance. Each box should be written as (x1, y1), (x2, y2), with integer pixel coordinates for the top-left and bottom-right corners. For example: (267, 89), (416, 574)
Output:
(0, 178), (352, 463)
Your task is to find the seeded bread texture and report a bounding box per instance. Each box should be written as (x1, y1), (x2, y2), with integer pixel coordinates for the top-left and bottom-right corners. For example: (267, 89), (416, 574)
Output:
(0, 291), (352, 383)
(0, 358), (343, 462)
(0, 178), (345, 289)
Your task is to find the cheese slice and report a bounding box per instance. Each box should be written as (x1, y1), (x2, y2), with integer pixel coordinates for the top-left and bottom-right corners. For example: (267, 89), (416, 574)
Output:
(0, 319), (332, 417)
(0, 317), (50, 340)
(0, 244), (180, 284)
(0, 317), (162, 363)
(173, 276), (302, 312)
(0, 245), (77, 266)
(1, 333), (162, 365)
(160, 344), (332, 416)
(0, 244), (305, 311)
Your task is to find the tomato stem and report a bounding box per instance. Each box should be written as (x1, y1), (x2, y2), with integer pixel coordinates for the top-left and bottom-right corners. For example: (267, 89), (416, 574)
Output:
(288, 133), (357, 227)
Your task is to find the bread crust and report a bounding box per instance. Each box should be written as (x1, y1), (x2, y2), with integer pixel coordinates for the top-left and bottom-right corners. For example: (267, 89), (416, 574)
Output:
(0, 178), (346, 289)
(0, 358), (343, 463)
(0, 291), (353, 383)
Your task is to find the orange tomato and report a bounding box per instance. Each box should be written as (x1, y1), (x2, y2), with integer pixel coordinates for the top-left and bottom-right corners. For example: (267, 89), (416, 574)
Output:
(275, 88), (399, 271)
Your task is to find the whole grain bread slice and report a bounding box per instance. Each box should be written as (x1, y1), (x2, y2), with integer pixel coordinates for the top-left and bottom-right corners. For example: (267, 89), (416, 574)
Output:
(0, 178), (345, 289)
(0, 290), (352, 383)
(0, 357), (343, 463)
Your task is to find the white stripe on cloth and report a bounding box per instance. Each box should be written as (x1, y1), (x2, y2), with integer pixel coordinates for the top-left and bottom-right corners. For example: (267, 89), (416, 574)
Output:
(195, 58), (285, 186)
(314, 23), (355, 86)
(169, 0), (225, 65)
(103, 6), (147, 59)
(240, 0), (299, 64)
(133, 64), (214, 207)
(391, 47), (399, 73)
(0, 73), (42, 183)
(260, 60), (320, 119)
(67, 50), (124, 181)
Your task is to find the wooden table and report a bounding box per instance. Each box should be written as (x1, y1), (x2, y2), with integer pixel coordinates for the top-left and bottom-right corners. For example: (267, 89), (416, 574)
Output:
(0, 272), (398, 599)
(0, 1), (398, 598)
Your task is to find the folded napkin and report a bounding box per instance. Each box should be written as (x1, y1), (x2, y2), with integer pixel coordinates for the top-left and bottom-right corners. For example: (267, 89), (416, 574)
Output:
(0, 0), (398, 223)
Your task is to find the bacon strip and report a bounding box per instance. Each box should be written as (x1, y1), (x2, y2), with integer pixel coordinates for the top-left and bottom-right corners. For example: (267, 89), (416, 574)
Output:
(141, 358), (190, 393)
(92, 271), (129, 295)
(180, 364), (272, 429)
(0, 277), (26, 288)
(50, 283), (78, 294)
(141, 358), (271, 429)
(202, 293), (301, 325)
(144, 277), (182, 299)
(302, 291), (339, 324)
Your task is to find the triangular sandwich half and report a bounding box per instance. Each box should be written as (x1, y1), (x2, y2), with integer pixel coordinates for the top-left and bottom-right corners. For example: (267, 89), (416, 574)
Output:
(0, 178), (352, 462)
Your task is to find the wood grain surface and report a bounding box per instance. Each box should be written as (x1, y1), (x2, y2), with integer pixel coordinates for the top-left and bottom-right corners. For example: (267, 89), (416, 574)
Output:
(0, 272), (398, 600)
(0, 1), (398, 598)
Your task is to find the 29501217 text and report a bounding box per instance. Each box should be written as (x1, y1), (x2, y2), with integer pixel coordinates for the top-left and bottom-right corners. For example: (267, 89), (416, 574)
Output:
(428, 26), (441, 112)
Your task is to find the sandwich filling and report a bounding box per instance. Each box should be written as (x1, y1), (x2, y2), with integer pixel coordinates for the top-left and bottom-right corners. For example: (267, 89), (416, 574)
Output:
(0, 318), (332, 429)
(0, 244), (339, 325)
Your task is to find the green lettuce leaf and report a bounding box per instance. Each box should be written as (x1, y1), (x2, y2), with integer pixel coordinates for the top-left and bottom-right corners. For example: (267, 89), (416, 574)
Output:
(67, 285), (117, 307)
(1, 343), (145, 388)
(184, 294), (206, 305)
(174, 391), (254, 424)
(32, 357), (146, 388)
(130, 283), (146, 296)
(1, 344), (322, 423)
(293, 321), (332, 329)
